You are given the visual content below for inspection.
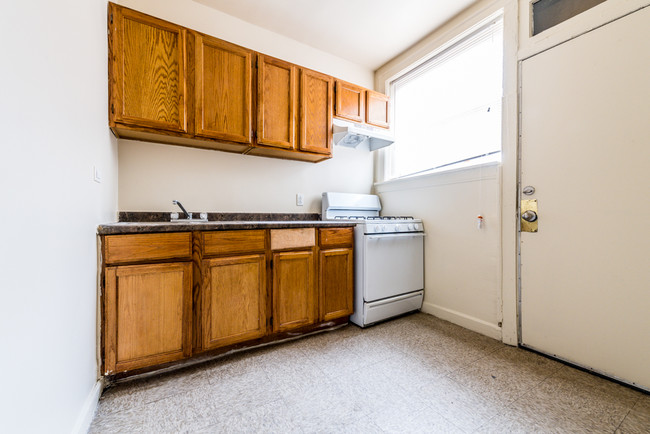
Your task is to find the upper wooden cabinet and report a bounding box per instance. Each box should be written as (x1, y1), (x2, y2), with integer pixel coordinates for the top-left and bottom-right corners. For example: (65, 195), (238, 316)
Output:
(195, 34), (253, 144)
(256, 55), (297, 150)
(107, 3), (385, 162)
(335, 80), (365, 123)
(299, 69), (333, 155)
(109, 4), (187, 133)
(366, 90), (390, 129)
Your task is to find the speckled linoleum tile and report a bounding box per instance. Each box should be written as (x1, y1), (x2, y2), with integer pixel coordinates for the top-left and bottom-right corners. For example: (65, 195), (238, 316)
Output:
(446, 344), (564, 406)
(90, 313), (646, 433)
(616, 394), (650, 433)
(478, 365), (647, 433)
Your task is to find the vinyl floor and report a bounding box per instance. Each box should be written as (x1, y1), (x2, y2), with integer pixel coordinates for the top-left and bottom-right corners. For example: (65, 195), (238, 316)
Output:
(89, 313), (650, 433)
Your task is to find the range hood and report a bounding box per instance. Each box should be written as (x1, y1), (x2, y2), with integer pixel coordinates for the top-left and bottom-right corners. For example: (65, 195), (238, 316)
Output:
(332, 119), (394, 151)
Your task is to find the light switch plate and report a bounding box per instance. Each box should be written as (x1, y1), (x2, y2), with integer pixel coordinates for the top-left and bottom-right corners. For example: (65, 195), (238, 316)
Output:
(296, 193), (304, 206)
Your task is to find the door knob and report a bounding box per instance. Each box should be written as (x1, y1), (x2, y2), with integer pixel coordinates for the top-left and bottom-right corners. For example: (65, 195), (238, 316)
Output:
(521, 210), (538, 222)
(521, 199), (538, 232)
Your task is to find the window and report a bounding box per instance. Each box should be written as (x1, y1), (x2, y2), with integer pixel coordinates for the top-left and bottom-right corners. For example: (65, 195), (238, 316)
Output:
(387, 15), (503, 179)
(532, 0), (607, 35)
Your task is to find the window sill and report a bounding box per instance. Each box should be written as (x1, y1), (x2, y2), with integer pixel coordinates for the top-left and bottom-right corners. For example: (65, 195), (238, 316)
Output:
(375, 157), (500, 193)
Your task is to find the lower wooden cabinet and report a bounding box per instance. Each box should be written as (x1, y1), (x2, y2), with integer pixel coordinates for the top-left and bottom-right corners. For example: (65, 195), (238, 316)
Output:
(201, 254), (266, 349)
(101, 227), (354, 377)
(104, 262), (192, 374)
(272, 250), (317, 332)
(319, 248), (354, 321)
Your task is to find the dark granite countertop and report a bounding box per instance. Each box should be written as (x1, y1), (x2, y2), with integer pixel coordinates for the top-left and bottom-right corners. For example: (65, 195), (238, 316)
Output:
(97, 212), (355, 235)
(98, 220), (355, 235)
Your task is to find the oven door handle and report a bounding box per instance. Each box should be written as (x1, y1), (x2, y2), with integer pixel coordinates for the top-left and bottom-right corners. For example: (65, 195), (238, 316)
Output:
(365, 232), (425, 240)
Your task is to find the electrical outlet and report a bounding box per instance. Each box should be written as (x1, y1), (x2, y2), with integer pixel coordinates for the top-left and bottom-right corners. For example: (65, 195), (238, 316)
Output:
(296, 193), (304, 206)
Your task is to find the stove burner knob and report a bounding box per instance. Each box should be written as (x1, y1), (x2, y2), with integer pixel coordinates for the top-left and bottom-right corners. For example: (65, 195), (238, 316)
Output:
(395, 224), (401, 232)
(408, 224), (414, 231)
(374, 225), (380, 232)
(381, 225), (386, 232)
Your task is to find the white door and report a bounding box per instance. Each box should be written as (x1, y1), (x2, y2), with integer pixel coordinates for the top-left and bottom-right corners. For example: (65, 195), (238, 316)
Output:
(520, 6), (650, 390)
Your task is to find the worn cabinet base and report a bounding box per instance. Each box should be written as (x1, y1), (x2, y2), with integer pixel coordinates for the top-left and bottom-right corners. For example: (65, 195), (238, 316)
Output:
(102, 227), (354, 379)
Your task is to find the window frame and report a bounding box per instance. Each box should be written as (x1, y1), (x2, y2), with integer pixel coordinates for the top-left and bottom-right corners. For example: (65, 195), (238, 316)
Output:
(381, 10), (505, 182)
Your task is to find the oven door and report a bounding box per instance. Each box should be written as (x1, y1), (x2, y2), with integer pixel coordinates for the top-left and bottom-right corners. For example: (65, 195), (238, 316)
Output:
(363, 232), (424, 302)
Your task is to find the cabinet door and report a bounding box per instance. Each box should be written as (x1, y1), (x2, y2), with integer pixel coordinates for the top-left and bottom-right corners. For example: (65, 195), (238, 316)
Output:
(110, 5), (187, 132)
(366, 90), (390, 129)
(335, 80), (365, 123)
(195, 34), (252, 143)
(201, 255), (266, 350)
(272, 250), (316, 332)
(257, 55), (297, 149)
(299, 69), (332, 155)
(320, 248), (354, 321)
(104, 262), (192, 374)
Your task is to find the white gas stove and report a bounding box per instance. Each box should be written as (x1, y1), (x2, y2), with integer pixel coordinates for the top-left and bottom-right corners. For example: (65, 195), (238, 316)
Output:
(323, 192), (423, 234)
(322, 192), (424, 327)
(333, 215), (424, 234)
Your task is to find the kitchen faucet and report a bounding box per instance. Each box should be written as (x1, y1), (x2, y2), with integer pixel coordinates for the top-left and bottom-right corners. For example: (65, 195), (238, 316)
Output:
(172, 200), (192, 220)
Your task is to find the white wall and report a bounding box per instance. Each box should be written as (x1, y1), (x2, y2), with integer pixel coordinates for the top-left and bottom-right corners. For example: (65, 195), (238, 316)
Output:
(119, 140), (373, 213)
(115, 0), (375, 213)
(373, 0), (516, 341)
(0, 0), (118, 432)
(376, 165), (503, 339)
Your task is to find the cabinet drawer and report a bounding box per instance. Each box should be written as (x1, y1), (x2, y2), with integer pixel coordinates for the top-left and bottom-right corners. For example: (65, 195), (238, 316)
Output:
(319, 227), (354, 248)
(104, 233), (191, 265)
(270, 228), (315, 250)
(203, 230), (266, 256)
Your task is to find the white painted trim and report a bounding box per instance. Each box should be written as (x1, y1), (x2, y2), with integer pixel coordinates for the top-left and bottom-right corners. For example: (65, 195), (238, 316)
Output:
(499, 0), (520, 346)
(518, 0), (650, 59)
(71, 378), (104, 434)
(375, 161), (499, 193)
(422, 302), (502, 341)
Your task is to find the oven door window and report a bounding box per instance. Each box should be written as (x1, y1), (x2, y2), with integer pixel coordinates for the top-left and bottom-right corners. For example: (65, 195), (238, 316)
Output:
(364, 233), (424, 302)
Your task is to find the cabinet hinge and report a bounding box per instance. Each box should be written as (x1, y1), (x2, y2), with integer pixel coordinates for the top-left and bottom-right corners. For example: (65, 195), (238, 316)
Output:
(111, 103), (115, 114)
(110, 13), (113, 24)
(255, 59), (258, 69)
(270, 317), (273, 327)
(269, 259), (273, 269)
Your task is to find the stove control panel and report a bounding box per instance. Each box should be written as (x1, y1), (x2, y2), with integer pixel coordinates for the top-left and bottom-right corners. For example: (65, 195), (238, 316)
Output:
(365, 221), (423, 234)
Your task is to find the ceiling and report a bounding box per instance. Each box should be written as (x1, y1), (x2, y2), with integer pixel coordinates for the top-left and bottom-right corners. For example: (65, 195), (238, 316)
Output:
(195, 0), (477, 70)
